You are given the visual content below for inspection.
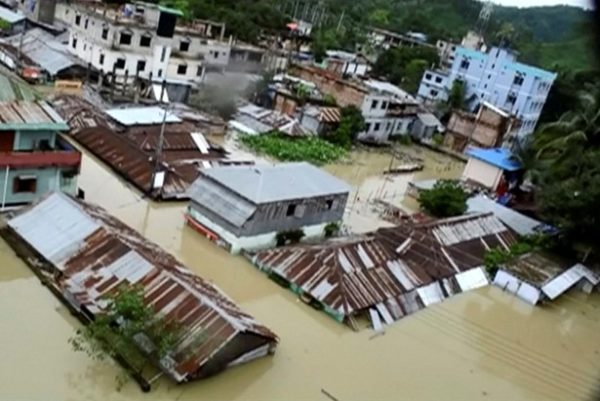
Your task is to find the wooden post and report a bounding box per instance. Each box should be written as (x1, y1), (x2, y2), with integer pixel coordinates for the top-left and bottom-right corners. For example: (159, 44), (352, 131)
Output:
(110, 63), (117, 101)
(159, 79), (166, 103)
(122, 69), (129, 96)
(133, 68), (140, 104)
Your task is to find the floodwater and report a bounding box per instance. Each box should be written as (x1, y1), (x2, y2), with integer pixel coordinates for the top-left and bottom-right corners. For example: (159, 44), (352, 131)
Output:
(1, 146), (600, 401)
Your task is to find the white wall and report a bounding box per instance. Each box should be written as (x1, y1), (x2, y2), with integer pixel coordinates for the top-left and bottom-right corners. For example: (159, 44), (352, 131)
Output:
(462, 158), (503, 190)
(187, 208), (331, 254)
(493, 270), (542, 305)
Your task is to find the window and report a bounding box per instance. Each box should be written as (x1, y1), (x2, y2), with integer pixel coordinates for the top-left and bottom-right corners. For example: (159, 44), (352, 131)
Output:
(492, 63), (495, 69)
(212, 51), (218, 59)
(200, 39), (208, 45)
(101, 27), (108, 40)
(365, 123), (371, 132)
(286, 204), (297, 216)
(75, 14), (81, 25)
(371, 100), (378, 109)
(72, 37), (77, 49)
(430, 89), (438, 97)
(513, 75), (524, 86)
(157, 69), (162, 77)
(460, 59), (470, 69)
(83, 43), (87, 51)
(119, 32), (132, 45)
(137, 60), (146, 72)
(386, 121), (391, 131)
(99, 54), (104, 65)
(374, 122), (381, 131)
(140, 35), (151, 47)
(177, 64), (187, 75)
(435, 76), (442, 83)
(381, 101), (387, 110)
(115, 58), (126, 69)
(326, 199), (334, 210)
(84, 18), (88, 29)
(38, 139), (51, 150)
(506, 94), (517, 104)
(13, 176), (37, 193)
(425, 73), (432, 80)
(160, 47), (166, 62)
(179, 41), (190, 52)
(196, 65), (203, 77)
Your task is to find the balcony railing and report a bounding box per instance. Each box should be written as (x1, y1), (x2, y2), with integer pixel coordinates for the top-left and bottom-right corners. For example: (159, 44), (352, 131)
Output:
(0, 150), (82, 169)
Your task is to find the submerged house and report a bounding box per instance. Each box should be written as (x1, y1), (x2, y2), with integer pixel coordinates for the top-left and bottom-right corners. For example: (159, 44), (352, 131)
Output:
(0, 78), (81, 207)
(50, 96), (246, 200)
(249, 213), (517, 329)
(4, 192), (277, 383)
(493, 252), (599, 305)
(186, 162), (351, 253)
(462, 147), (521, 193)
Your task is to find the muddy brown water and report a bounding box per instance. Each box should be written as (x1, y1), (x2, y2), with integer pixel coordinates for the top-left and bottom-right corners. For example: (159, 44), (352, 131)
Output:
(1, 146), (600, 401)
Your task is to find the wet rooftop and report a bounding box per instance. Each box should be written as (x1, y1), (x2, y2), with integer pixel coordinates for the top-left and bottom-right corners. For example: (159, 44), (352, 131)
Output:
(1, 144), (600, 401)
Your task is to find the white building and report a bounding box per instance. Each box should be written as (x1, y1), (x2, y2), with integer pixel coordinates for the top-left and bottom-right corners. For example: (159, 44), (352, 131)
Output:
(55, 1), (232, 85)
(418, 46), (557, 137)
(358, 80), (421, 144)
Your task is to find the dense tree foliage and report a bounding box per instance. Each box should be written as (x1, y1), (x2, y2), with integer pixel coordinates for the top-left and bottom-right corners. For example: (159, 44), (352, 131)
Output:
(69, 286), (183, 387)
(372, 47), (439, 93)
(524, 88), (600, 257)
(419, 180), (468, 218)
(327, 106), (365, 148)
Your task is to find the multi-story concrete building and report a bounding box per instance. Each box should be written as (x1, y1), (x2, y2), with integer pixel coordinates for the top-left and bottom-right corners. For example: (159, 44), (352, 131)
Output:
(0, 76), (81, 207)
(54, 1), (232, 85)
(418, 46), (556, 137)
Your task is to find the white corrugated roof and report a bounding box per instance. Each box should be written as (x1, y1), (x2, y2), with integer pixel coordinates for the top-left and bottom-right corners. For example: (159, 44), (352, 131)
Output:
(467, 195), (544, 236)
(0, 6), (25, 24)
(542, 263), (600, 300)
(7, 193), (100, 267)
(106, 106), (181, 126)
(195, 162), (352, 204)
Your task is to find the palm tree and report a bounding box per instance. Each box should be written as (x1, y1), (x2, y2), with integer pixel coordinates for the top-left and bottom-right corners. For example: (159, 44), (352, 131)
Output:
(531, 87), (600, 169)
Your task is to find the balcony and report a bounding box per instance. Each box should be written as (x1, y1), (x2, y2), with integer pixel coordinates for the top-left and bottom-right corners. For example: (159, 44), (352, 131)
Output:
(0, 150), (82, 169)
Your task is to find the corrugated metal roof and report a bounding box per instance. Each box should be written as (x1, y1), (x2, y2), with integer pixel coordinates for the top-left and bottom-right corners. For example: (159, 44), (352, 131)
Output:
(8, 192), (277, 382)
(250, 213), (516, 326)
(8, 193), (100, 266)
(541, 263), (600, 300)
(106, 107), (182, 126)
(0, 74), (38, 101)
(319, 107), (341, 123)
(196, 162), (351, 204)
(3, 28), (78, 75)
(187, 178), (257, 228)
(0, 5), (25, 23)
(467, 194), (545, 236)
(465, 147), (521, 171)
(0, 100), (69, 130)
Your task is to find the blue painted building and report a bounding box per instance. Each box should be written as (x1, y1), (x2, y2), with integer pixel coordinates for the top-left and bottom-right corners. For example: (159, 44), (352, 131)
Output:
(0, 81), (81, 206)
(418, 46), (557, 137)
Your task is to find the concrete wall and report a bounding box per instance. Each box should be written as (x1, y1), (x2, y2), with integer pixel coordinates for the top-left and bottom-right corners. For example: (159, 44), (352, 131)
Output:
(58, 2), (230, 83)
(0, 166), (77, 206)
(14, 130), (56, 151)
(447, 47), (555, 136)
(288, 65), (366, 108)
(417, 70), (449, 103)
(461, 158), (502, 190)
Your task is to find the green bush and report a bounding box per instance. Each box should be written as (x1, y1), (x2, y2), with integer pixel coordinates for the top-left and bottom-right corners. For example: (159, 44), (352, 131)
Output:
(240, 132), (346, 165)
(419, 180), (467, 218)
(324, 222), (340, 238)
(432, 133), (444, 146)
(276, 230), (305, 246)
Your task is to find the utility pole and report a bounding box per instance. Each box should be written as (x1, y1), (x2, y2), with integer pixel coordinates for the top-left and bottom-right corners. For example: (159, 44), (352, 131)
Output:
(336, 10), (345, 33)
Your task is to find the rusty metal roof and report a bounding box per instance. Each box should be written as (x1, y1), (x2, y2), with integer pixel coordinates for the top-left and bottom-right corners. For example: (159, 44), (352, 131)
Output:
(318, 107), (341, 123)
(250, 213), (516, 326)
(8, 192), (277, 382)
(0, 100), (69, 130)
(49, 95), (244, 200)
